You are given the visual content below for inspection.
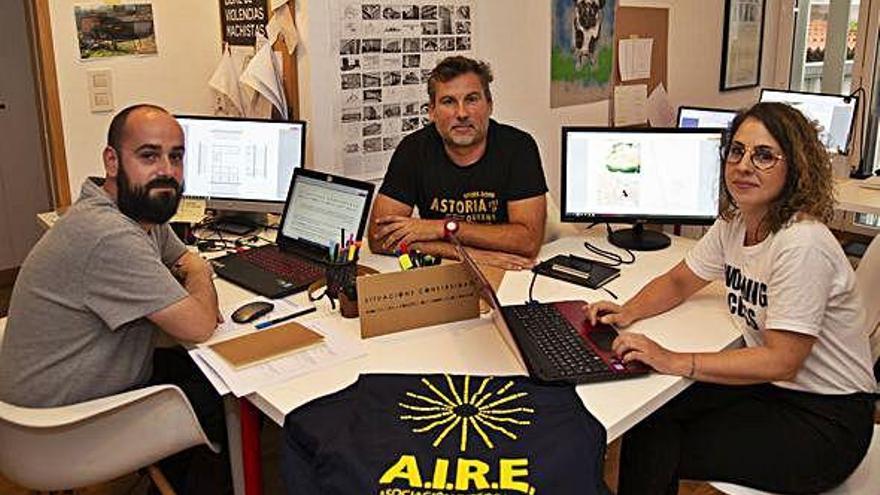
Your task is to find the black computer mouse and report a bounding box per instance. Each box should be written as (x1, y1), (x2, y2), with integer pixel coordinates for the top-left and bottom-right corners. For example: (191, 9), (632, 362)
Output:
(231, 301), (275, 324)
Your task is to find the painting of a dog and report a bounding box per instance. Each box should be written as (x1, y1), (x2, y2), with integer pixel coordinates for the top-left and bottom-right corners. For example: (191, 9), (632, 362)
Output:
(573, 0), (605, 68)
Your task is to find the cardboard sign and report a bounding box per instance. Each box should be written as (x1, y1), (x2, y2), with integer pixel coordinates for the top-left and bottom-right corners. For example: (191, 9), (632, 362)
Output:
(357, 262), (481, 338)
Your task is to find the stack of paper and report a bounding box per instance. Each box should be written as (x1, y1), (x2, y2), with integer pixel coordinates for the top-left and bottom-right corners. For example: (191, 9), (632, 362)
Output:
(189, 297), (364, 397)
(192, 317), (365, 397)
(209, 321), (324, 369)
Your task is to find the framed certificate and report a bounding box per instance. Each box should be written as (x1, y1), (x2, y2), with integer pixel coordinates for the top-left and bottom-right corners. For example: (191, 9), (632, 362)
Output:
(720, 0), (767, 91)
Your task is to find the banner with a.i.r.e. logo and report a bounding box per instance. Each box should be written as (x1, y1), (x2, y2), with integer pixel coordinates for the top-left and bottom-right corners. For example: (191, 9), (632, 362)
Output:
(283, 374), (611, 495)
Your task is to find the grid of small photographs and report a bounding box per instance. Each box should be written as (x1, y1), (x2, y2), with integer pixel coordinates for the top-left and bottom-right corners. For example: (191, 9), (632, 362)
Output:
(337, 1), (473, 178)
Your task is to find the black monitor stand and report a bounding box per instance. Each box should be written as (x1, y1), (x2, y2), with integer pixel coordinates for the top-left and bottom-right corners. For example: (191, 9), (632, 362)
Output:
(608, 223), (670, 251)
(211, 211), (268, 235)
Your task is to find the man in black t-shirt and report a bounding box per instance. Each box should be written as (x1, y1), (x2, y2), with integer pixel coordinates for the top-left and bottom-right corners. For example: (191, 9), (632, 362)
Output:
(368, 56), (548, 270)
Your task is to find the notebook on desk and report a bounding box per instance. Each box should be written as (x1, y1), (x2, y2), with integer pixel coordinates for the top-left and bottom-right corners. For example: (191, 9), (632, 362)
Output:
(211, 168), (375, 298)
(455, 243), (650, 384)
(209, 321), (324, 369)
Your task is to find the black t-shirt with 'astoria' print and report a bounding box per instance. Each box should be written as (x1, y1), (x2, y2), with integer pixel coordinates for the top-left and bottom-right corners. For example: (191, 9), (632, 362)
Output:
(378, 120), (548, 224)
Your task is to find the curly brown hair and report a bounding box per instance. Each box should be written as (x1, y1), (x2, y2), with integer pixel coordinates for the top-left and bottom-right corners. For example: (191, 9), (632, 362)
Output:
(719, 102), (835, 232)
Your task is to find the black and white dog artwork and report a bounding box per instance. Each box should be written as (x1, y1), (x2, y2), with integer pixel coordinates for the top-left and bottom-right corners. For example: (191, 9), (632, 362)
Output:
(572, 0), (606, 68)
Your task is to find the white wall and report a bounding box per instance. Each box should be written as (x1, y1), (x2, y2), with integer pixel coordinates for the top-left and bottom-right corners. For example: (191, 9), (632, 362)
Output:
(297, 0), (784, 202)
(49, 1), (222, 199)
(472, 0), (784, 202)
(50, 0), (785, 202)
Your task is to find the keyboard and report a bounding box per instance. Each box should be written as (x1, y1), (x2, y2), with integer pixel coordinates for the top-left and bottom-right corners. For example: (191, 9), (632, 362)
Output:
(239, 246), (324, 286)
(503, 304), (617, 382)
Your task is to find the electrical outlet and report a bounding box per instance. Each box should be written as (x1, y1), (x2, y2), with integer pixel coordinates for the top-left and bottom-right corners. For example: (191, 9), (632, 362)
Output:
(87, 68), (114, 113)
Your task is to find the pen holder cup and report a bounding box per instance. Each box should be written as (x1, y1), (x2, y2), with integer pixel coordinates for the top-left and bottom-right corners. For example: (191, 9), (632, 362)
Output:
(325, 260), (358, 301)
(339, 289), (359, 318)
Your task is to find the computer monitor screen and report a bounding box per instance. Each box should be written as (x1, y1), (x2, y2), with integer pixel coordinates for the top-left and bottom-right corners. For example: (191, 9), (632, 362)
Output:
(280, 171), (372, 251)
(759, 89), (858, 154)
(561, 128), (723, 251)
(677, 106), (738, 129)
(177, 115), (306, 214)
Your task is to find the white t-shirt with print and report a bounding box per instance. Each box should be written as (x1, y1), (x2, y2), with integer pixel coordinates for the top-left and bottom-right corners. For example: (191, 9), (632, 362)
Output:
(685, 216), (875, 395)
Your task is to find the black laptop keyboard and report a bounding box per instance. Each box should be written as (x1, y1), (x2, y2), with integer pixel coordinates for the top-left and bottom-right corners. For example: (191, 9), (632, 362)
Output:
(239, 246), (324, 285)
(505, 304), (617, 382)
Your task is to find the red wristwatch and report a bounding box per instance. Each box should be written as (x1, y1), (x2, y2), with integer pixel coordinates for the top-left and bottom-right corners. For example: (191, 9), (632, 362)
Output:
(443, 219), (459, 238)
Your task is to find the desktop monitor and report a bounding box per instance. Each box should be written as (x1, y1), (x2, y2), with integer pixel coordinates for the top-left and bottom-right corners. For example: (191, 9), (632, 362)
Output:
(561, 127), (723, 251)
(677, 106), (738, 129)
(759, 88), (858, 154)
(176, 115), (306, 215)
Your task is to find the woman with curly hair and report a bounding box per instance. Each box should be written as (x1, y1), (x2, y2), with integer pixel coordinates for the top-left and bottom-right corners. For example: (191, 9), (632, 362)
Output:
(586, 102), (876, 494)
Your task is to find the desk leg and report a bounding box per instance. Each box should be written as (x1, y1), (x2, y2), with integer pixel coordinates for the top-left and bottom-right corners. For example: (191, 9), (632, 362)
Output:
(240, 398), (263, 495)
(224, 396), (246, 495)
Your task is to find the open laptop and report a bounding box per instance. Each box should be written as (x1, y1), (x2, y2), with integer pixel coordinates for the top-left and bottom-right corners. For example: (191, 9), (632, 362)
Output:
(211, 168), (375, 298)
(455, 242), (650, 384)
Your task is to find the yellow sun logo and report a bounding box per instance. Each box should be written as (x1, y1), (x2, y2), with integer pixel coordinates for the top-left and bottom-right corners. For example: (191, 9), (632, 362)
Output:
(399, 375), (535, 452)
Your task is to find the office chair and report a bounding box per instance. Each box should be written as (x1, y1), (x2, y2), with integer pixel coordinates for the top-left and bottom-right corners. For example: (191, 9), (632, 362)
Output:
(856, 233), (880, 362)
(0, 318), (219, 494)
(711, 233), (880, 494)
(710, 427), (879, 495)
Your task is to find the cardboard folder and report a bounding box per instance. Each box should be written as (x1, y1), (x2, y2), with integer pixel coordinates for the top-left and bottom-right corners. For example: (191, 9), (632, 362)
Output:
(208, 321), (324, 369)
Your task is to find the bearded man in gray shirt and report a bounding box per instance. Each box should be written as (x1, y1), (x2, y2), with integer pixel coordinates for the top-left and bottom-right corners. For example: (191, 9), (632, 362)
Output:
(0, 104), (225, 492)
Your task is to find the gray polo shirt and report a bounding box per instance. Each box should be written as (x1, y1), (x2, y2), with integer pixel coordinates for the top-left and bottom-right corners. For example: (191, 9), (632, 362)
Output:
(0, 178), (188, 407)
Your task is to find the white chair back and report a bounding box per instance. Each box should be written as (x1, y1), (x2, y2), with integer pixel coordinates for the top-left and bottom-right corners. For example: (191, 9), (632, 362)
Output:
(855, 234), (880, 363)
(0, 385), (217, 491)
(712, 425), (880, 494)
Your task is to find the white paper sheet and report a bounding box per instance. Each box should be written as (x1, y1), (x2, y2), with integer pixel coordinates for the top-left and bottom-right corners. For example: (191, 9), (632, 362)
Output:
(196, 317), (366, 397)
(333, 0), (475, 179)
(240, 35), (288, 119)
(248, 92), (274, 119)
(190, 296), (317, 395)
(646, 83), (676, 128)
(209, 46), (247, 115)
(205, 296), (313, 345)
(169, 197), (206, 224)
(189, 348), (231, 395)
(268, 3), (298, 54)
(614, 84), (648, 127)
(618, 38), (653, 82)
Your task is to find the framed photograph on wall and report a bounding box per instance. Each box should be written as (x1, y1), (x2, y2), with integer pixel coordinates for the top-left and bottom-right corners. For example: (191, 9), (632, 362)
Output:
(720, 0), (767, 91)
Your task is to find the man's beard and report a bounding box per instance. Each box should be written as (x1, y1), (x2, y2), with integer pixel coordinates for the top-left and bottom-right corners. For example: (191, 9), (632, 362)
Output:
(116, 163), (184, 224)
(442, 121), (486, 148)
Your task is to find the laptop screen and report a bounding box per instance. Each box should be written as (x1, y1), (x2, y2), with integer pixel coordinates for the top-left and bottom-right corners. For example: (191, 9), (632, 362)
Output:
(677, 107), (737, 129)
(454, 242), (503, 309)
(280, 172), (372, 250)
(454, 241), (528, 369)
(759, 89), (858, 153)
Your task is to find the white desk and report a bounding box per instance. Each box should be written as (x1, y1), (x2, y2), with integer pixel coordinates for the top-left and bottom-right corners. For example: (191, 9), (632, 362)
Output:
(835, 178), (880, 216)
(213, 230), (740, 494)
(241, 234), (738, 438)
